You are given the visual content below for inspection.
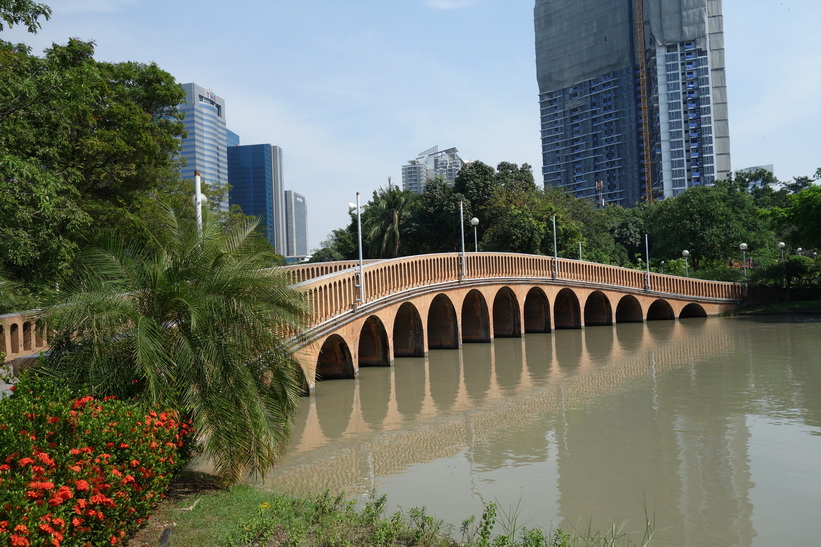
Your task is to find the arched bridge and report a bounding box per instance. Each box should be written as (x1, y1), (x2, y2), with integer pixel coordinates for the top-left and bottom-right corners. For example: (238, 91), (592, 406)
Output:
(1, 253), (742, 392)
(285, 253), (742, 393)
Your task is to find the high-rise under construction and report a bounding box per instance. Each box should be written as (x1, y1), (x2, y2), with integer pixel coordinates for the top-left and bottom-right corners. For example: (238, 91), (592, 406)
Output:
(534, 0), (731, 205)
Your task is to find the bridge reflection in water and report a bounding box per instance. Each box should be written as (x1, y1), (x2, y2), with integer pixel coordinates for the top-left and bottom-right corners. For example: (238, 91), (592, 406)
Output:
(257, 316), (821, 546)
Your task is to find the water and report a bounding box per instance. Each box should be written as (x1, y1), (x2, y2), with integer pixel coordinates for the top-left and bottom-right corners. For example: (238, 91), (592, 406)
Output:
(263, 316), (821, 546)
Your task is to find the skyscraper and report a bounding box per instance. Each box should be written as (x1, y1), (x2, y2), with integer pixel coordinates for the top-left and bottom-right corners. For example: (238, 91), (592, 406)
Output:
(227, 144), (286, 254)
(401, 146), (465, 194)
(178, 83), (229, 210)
(284, 190), (309, 258)
(534, 0), (731, 205)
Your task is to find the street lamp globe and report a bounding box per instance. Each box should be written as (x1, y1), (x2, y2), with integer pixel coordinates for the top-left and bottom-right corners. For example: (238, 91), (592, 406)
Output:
(740, 243), (748, 281)
(778, 241), (786, 261)
(682, 250), (690, 277)
(470, 217), (479, 252)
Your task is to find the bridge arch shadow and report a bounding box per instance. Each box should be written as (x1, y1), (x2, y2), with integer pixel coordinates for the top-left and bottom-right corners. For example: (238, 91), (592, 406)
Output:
(394, 302), (424, 357)
(584, 290), (613, 326)
(679, 303), (707, 318)
(359, 315), (390, 366)
(493, 286), (521, 337)
(428, 294), (459, 349)
(647, 299), (675, 320)
(316, 334), (355, 381)
(554, 288), (581, 329)
(462, 289), (490, 343)
(524, 287), (551, 333)
(616, 295), (644, 323)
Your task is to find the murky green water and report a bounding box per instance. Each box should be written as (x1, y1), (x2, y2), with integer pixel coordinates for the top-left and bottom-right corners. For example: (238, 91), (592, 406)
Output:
(264, 316), (821, 546)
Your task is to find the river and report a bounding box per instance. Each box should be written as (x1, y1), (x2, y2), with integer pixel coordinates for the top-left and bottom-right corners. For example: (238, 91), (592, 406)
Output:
(262, 316), (821, 546)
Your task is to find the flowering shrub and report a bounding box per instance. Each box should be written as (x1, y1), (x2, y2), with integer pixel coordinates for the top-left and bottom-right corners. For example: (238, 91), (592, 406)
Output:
(0, 373), (194, 546)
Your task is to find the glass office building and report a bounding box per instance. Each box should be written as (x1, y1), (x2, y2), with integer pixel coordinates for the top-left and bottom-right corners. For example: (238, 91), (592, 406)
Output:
(227, 144), (285, 254)
(534, 0), (731, 205)
(284, 190), (309, 258)
(179, 83), (229, 211)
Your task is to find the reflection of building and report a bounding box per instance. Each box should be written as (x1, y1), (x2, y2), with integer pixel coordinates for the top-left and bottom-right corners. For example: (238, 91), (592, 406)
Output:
(179, 83), (229, 211)
(534, 0), (731, 205)
(284, 190), (309, 258)
(227, 144), (285, 253)
(401, 146), (465, 194)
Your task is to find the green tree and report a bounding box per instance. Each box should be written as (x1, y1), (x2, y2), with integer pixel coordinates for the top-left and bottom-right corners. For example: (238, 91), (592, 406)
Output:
(361, 180), (417, 258)
(404, 177), (467, 254)
(0, 0), (50, 33)
(41, 206), (308, 483)
(767, 184), (821, 250)
(0, 38), (187, 295)
(309, 228), (357, 262)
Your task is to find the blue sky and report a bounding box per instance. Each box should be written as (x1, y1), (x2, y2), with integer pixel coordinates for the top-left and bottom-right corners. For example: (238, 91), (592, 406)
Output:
(4, 0), (819, 250)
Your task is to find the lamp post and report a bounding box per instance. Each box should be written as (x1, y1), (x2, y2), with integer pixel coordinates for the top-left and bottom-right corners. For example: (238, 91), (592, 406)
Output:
(644, 233), (650, 290)
(552, 214), (558, 278)
(470, 217), (479, 252)
(797, 247), (803, 256)
(740, 243), (748, 280)
(194, 170), (207, 236)
(348, 193), (365, 309)
(778, 241), (786, 261)
(682, 250), (689, 277)
(661, 260), (665, 274)
(459, 200), (466, 279)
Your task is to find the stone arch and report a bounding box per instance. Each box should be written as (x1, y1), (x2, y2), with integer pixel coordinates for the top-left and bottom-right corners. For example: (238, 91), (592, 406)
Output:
(461, 289), (490, 343)
(428, 294), (459, 349)
(554, 288), (581, 329)
(647, 299), (675, 321)
(615, 294), (644, 323)
(393, 302), (424, 357)
(492, 286), (521, 338)
(9, 323), (19, 354)
(679, 303), (707, 318)
(316, 334), (355, 381)
(524, 287), (551, 333)
(584, 291), (613, 326)
(358, 315), (391, 366)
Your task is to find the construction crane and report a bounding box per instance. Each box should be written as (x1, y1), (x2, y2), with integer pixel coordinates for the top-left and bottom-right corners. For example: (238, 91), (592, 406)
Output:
(635, 0), (653, 203)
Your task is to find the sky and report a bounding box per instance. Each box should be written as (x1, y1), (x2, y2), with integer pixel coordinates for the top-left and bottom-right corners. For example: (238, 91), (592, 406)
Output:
(4, 0), (820, 251)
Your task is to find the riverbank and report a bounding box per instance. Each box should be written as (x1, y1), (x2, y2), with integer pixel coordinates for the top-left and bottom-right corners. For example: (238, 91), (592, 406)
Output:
(733, 299), (821, 315)
(128, 471), (652, 546)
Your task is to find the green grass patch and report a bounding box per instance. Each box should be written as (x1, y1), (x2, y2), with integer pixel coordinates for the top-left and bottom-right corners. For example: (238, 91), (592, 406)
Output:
(734, 299), (821, 315)
(129, 473), (656, 546)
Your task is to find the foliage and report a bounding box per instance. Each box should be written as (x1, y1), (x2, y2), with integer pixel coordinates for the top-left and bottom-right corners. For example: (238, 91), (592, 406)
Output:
(309, 227), (357, 262)
(362, 180), (418, 258)
(0, 373), (192, 547)
(41, 206), (308, 484)
(403, 177), (469, 255)
(0, 38), (187, 297)
(766, 184), (821, 251)
(0, 0), (50, 33)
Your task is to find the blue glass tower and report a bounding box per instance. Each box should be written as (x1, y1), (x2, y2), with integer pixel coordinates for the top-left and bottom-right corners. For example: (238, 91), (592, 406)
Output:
(227, 144), (285, 254)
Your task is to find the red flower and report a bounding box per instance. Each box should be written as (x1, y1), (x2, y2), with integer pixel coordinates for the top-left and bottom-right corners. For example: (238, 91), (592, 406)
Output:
(75, 479), (89, 491)
(47, 416), (61, 424)
(18, 457), (34, 466)
(10, 534), (29, 546)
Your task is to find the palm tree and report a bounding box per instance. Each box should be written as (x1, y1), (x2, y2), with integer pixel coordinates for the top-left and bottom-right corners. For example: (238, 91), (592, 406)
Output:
(363, 179), (415, 258)
(42, 205), (307, 483)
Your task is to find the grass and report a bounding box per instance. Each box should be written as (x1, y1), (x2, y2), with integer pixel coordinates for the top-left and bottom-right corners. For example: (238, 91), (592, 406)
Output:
(128, 472), (656, 547)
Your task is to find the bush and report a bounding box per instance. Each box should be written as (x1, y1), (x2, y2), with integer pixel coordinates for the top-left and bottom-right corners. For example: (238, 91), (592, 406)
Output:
(0, 373), (193, 546)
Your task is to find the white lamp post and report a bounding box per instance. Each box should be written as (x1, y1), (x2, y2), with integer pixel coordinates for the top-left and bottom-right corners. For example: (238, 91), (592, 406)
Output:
(348, 193), (365, 309)
(194, 170), (207, 235)
(778, 241), (786, 261)
(470, 217), (479, 252)
(740, 243), (748, 280)
(682, 249), (689, 277)
(459, 200), (466, 279)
